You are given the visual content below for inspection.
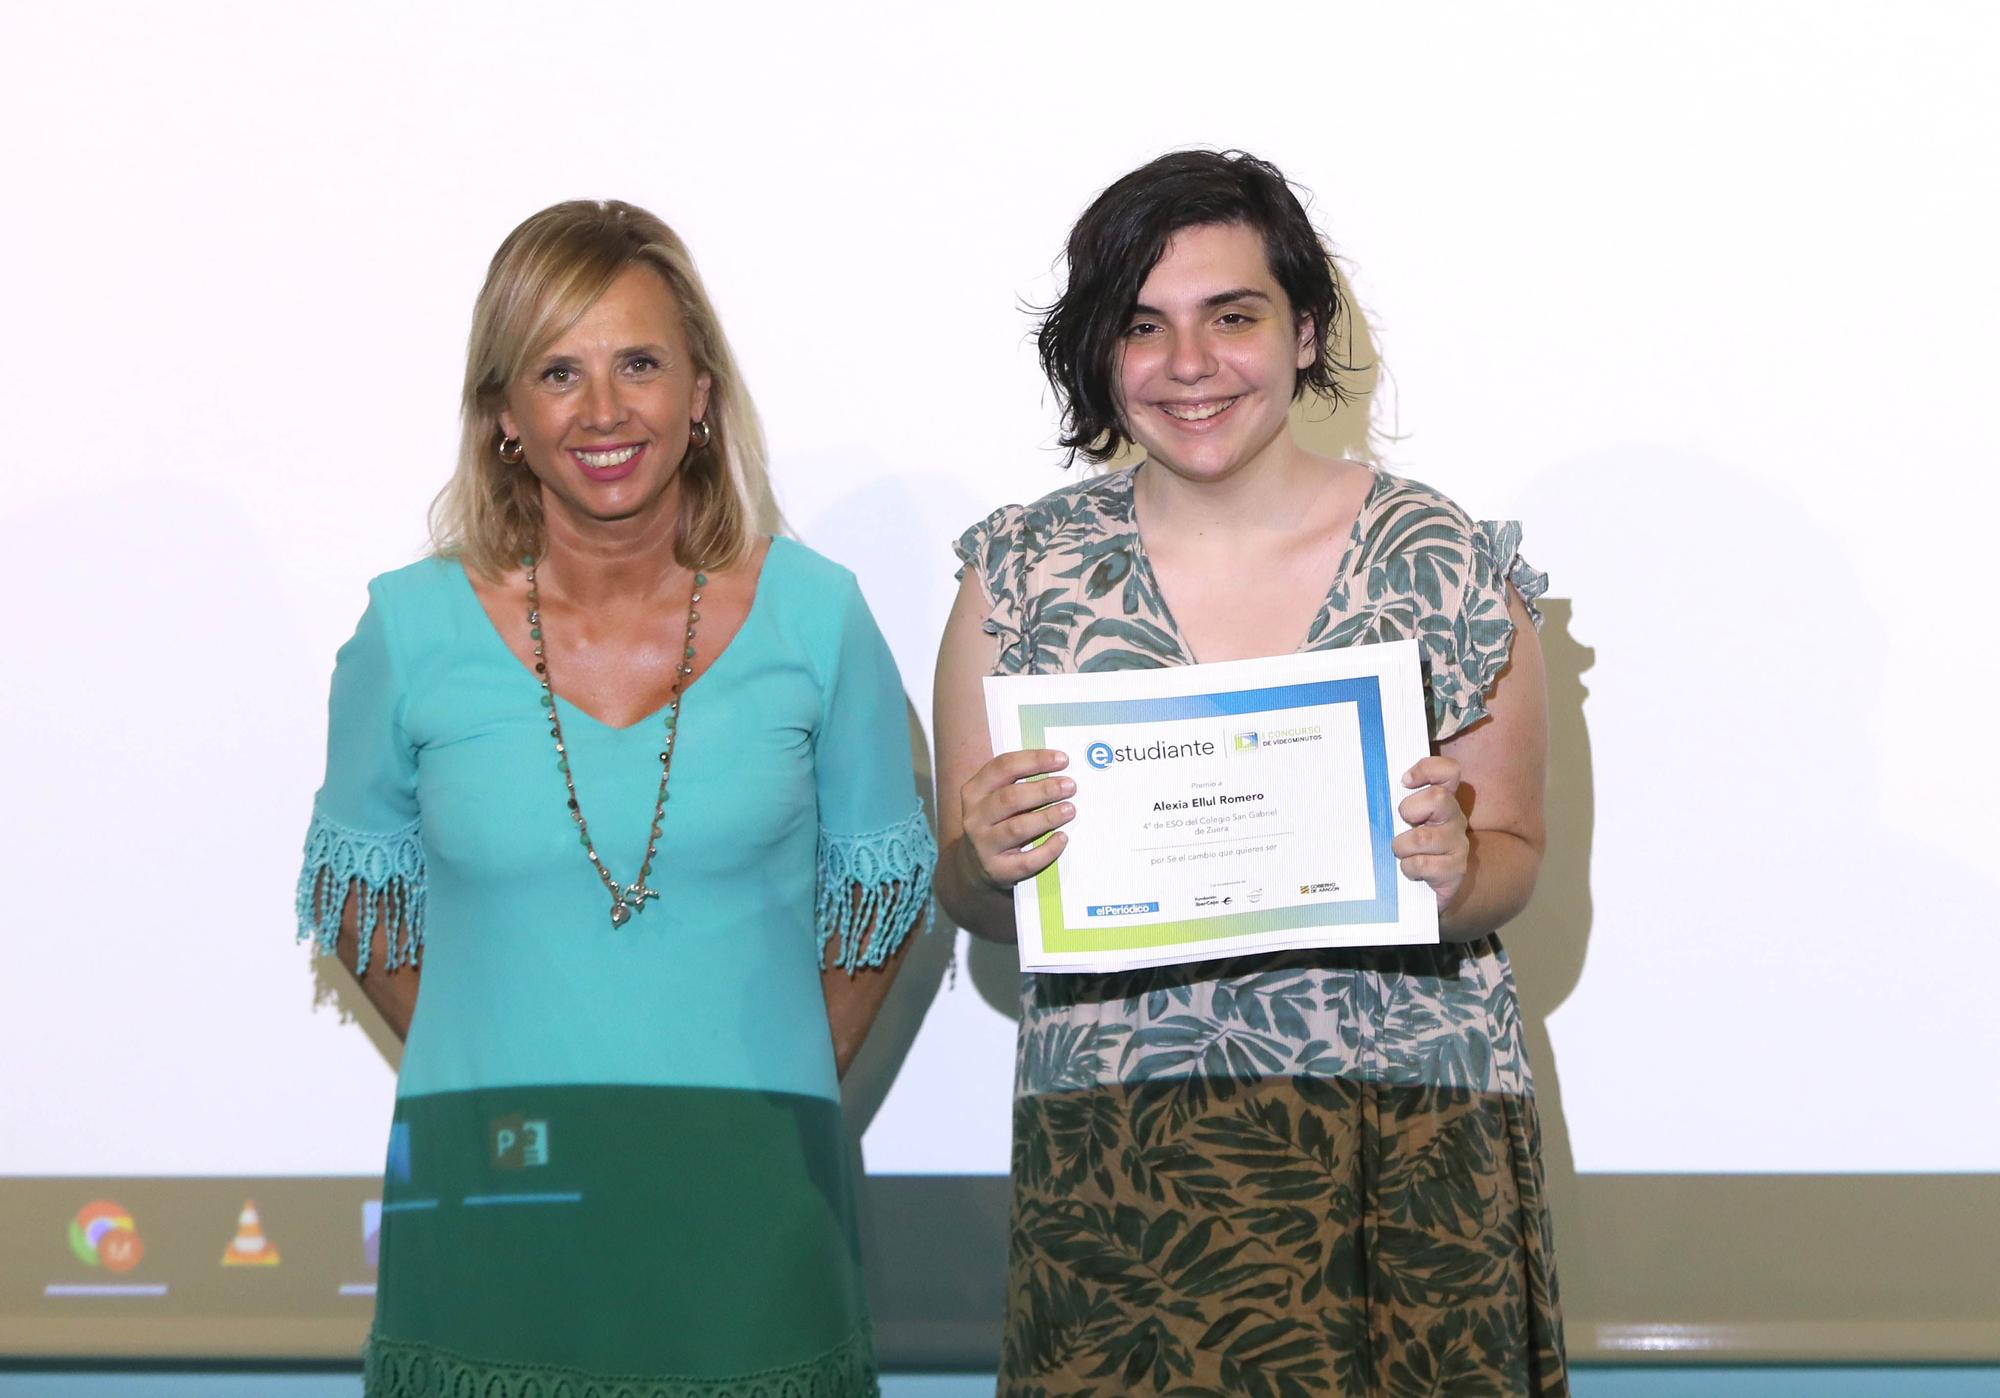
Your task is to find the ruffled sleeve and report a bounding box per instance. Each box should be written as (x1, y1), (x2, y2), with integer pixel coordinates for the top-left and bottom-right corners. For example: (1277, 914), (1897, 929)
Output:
(1429, 519), (1549, 742)
(295, 581), (425, 973)
(952, 503), (1030, 676)
(812, 573), (937, 974)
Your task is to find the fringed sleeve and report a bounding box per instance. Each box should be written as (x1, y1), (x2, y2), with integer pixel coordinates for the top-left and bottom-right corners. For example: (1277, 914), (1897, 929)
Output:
(295, 581), (424, 975)
(816, 807), (936, 974)
(296, 813), (425, 974)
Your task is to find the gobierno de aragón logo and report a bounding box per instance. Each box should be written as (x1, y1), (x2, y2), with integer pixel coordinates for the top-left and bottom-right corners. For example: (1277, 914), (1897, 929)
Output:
(1084, 737), (1217, 769)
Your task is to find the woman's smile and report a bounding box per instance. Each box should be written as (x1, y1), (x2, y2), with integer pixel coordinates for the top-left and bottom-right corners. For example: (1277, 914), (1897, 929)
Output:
(570, 441), (647, 481)
(1152, 395), (1243, 426)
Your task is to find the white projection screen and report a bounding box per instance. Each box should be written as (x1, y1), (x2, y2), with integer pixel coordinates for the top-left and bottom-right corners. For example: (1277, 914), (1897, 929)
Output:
(4, 0), (1997, 1365)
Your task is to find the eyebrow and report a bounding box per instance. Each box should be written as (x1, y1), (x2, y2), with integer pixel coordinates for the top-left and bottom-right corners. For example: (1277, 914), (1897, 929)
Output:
(1130, 288), (1275, 316)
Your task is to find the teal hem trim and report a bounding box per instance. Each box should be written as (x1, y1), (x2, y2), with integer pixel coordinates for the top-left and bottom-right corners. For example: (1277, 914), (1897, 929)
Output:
(363, 1324), (880, 1398)
(295, 811), (425, 975)
(816, 807), (935, 975)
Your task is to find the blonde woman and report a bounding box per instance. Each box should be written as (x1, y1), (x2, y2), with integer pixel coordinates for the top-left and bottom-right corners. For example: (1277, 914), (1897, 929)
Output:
(297, 200), (932, 1395)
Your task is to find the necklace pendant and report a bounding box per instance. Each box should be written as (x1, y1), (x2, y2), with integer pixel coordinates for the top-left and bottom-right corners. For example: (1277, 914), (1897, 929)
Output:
(531, 558), (697, 935)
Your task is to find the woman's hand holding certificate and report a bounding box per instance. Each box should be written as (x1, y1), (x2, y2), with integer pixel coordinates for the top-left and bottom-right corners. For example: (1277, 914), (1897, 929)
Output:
(953, 746), (1077, 891)
(1392, 754), (1471, 915)
(982, 640), (1442, 973)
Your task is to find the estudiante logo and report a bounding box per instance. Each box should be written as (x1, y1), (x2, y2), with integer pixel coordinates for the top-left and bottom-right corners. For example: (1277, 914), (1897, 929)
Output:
(1085, 738), (1215, 769)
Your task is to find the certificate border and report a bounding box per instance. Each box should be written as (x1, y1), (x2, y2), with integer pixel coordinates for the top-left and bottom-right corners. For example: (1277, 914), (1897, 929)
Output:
(1019, 676), (1400, 954)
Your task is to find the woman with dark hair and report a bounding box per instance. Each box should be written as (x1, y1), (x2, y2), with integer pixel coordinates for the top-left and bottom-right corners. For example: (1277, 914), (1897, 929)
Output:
(298, 199), (932, 1395)
(935, 151), (1566, 1394)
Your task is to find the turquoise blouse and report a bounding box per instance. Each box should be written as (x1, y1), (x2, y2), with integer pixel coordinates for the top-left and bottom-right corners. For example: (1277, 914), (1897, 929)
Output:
(295, 537), (932, 1395)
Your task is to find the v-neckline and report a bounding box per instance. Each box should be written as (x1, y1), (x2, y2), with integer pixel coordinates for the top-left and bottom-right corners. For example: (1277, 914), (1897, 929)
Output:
(449, 538), (777, 734)
(1120, 463), (1383, 666)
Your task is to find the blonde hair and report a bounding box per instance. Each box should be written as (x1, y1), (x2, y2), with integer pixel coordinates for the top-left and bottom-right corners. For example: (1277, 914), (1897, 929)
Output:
(430, 200), (777, 577)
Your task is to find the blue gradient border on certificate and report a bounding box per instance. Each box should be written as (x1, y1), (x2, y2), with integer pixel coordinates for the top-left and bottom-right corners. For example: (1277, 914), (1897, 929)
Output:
(1019, 676), (1400, 953)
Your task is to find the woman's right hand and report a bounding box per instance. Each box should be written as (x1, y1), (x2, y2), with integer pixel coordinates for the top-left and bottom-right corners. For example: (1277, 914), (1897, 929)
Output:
(956, 748), (1076, 892)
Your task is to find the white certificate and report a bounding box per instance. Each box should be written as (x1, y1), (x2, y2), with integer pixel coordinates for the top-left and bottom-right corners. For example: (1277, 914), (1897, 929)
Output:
(983, 641), (1439, 973)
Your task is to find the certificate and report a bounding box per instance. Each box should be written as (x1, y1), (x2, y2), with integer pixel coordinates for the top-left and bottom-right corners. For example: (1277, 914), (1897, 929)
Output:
(983, 641), (1439, 973)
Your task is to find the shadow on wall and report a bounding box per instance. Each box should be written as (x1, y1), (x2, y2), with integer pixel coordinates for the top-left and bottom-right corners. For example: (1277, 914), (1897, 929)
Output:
(1501, 598), (1595, 1190)
(312, 951), (404, 1072)
(1288, 272), (1384, 469)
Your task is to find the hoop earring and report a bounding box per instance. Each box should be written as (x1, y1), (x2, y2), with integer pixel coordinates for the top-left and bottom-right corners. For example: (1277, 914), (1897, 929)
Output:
(688, 419), (712, 451)
(498, 436), (525, 465)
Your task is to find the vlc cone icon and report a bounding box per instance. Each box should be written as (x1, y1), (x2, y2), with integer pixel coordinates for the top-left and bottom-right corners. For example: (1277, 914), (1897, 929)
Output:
(220, 1200), (280, 1266)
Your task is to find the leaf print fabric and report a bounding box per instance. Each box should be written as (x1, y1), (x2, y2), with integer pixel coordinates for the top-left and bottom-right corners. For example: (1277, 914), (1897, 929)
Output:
(954, 465), (1567, 1397)
(958, 467), (1546, 738)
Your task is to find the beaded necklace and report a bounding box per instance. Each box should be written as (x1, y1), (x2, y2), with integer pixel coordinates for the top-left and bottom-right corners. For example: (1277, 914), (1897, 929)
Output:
(523, 554), (705, 928)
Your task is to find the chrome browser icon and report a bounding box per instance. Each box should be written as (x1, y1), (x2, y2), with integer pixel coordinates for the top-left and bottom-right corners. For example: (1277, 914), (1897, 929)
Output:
(68, 1200), (143, 1273)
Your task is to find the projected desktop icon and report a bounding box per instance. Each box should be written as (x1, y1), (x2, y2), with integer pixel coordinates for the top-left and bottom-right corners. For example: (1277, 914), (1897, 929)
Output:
(490, 1115), (551, 1169)
(386, 1121), (413, 1183)
(220, 1200), (280, 1267)
(68, 1201), (143, 1273)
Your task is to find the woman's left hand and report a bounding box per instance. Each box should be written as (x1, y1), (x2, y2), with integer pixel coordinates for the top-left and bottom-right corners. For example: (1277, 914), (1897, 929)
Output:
(1394, 755), (1470, 912)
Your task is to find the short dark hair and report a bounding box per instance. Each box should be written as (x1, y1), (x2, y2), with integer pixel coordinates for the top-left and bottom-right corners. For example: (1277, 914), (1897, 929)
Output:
(1036, 149), (1365, 464)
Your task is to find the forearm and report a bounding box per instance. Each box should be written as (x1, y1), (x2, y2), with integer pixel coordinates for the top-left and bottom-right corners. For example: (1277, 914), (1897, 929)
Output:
(934, 833), (1020, 944)
(821, 956), (906, 1079)
(1439, 828), (1543, 939)
(333, 898), (419, 1042)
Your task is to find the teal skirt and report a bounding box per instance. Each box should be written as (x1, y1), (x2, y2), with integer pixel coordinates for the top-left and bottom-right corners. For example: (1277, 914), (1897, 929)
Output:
(363, 1085), (879, 1397)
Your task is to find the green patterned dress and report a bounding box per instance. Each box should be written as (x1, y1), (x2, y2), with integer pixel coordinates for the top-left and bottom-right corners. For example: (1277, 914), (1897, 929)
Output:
(954, 465), (1567, 1398)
